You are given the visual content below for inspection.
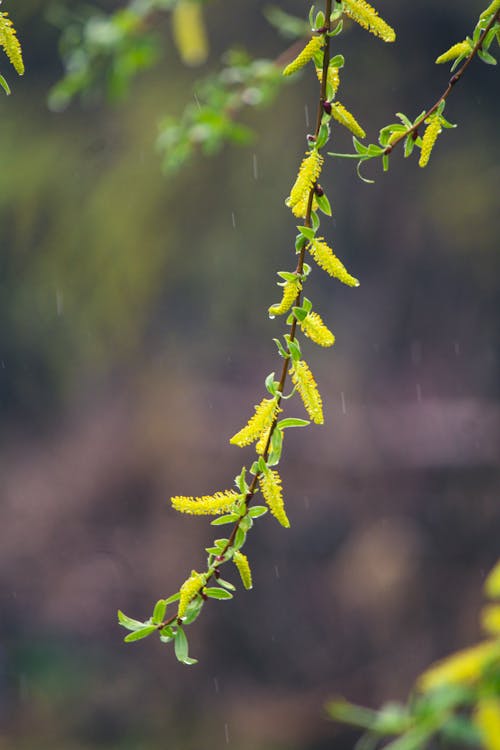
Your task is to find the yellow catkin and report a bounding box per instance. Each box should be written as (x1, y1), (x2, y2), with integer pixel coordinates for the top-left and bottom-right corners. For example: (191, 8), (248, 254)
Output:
(269, 278), (302, 317)
(171, 0), (208, 66)
(299, 311), (335, 347)
(233, 551), (253, 590)
(286, 150), (324, 216)
(343, 0), (396, 43)
(283, 35), (324, 77)
(485, 560), (500, 598)
(435, 40), (471, 64)
(171, 490), (239, 515)
(290, 360), (324, 424)
(330, 102), (366, 139)
(474, 698), (500, 750)
(480, 0), (500, 21)
(482, 605), (500, 635)
(316, 66), (340, 95)
(230, 397), (281, 447)
(255, 426), (271, 456)
(259, 469), (290, 528)
(308, 238), (359, 286)
(290, 193), (319, 220)
(418, 640), (500, 692)
(0, 12), (24, 75)
(178, 570), (205, 618)
(419, 116), (442, 168)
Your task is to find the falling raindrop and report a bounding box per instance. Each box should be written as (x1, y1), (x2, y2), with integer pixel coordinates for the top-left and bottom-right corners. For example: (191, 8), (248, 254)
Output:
(231, 212), (236, 229)
(252, 153), (259, 180)
(304, 495), (310, 509)
(416, 383), (422, 402)
(304, 104), (310, 128)
(454, 341), (461, 356)
(213, 676), (220, 693)
(340, 391), (347, 415)
(224, 723), (230, 744)
(274, 565), (280, 579)
(193, 93), (201, 110)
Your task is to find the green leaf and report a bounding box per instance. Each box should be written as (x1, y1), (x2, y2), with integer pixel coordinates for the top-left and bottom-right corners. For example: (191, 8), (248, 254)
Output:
(265, 371), (278, 396)
(404, 134), (416, 158)
(353, 136), (368, 155)
(396, 112), (413, 128)
(330, 54), (345, 68)
(204, 587), (234, 600)
(214, 538), (230, 549)
(182, 598), (204, 625)
(211, 513), (239, 526)
(297, 225), (315, 241)
(286, 336), (301, 361)
(174, 626), (198, 665)
(160, 625), (175, 642)
(278, 417), (310, 429)
(268, 427), (283, 466)
(248, 505), (268, 518)
(0, 74), (11, 95)
(382, 153), (390, 172)
(124, 626), (157, 643)
(152, 599), (167, 624)
(117, 610), (146, 632)
(328, 19), (343, 36)
(234, 527), (247, 550)
(235, 466), (248, 494)
(217, 578), (236, 591)
(316, 122), (330, 149)
(311, 211), (320, 231)
(273, 338), (288, 358)
(316, 193), (332, 216)
(165, 592), (181, 605)
(478, 48), (497, 64)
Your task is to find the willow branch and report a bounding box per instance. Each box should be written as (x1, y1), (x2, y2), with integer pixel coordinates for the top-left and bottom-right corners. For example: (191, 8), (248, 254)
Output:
(384, 9), (500, 155)
(158, 0), (334, 631)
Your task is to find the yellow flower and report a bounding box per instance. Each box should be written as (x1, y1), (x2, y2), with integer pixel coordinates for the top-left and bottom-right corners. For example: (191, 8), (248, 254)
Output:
(419, 115), (442, 168)
(286, 150), (324, 216)
(290, 359), (324, 424)
(330, 102), (366, 139)
(482, 605), (500, 636)
(233, 551), (253, 590)
(0, 12), (24, 75)
(418, 640), (500, 692)
(435, 40), (472, 64)
(269, 278), (302, 318)
(342, 0), (396, 43)
(259, 469), (290, 528)
(316, 66), (340, 95)
(178, 570), (205, 619)
(171, 490), (239, 515)
(474, 698), (500, 750)
(283, 35), (324, 77)
(299, 311), (335, 347)
(485, 560), (500, 599)
(308, 238), (359, 286)
(172, 0), (208, 66)
(480, 0), (500, 21)
(230, 397), (281, 447)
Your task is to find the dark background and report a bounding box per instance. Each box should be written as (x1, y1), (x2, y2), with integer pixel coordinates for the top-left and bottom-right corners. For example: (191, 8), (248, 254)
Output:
(0, 1), (499, 748)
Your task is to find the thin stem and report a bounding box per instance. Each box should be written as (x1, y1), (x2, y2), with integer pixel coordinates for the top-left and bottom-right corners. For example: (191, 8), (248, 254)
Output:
(384, 9), (500, 154)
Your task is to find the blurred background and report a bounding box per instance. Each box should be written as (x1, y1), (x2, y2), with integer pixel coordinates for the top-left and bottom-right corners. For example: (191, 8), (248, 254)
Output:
(0, 1), (499, 748)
